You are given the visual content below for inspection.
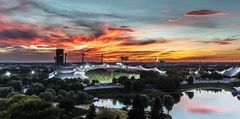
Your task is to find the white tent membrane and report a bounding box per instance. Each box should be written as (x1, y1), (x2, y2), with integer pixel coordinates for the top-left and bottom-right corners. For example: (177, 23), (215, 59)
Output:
(49, 63), (167, 80)
(222, 67), (240, 77)
(215, 66), (240, 77)
(48, 64), (240, 80)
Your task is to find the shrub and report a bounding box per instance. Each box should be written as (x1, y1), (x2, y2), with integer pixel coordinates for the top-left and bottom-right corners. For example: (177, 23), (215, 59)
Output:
(7, 80), (23, 92)
(0, 87), (13, 98)
(58, 99), (75, 113)
(187, 76), (194, 85)
(66, 90), (75, 100)
(7, 91), (19, 98)
(26, 83), (45, 95)
(55, 95), (64, 102)
(163, 95), (174, 114)
(45, 88), (56, 97)
(39, 92), (54, 102)
(58, 90), (68, 97)
(87, 104), (96, 119)
(157, 78), (180, 92)
(75, 91), (90, 104)
(71, 83), (84, 91)
(133, 80), (144, 91)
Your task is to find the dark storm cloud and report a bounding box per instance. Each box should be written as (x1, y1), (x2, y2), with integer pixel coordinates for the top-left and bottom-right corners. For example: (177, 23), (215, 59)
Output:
(200, 38), (237, 45)
(6, 0), (119, 19)
(168, 17), (221, 28)
(36, 45), (52, 48)
(69, 48), (104, 55)
(185, 10), (226, 16)
(0, 48), (55, 62)
(199, 34), (240, 45)
(105, 50), (160, 54)
(5, 0), (126, 33)
(0, 45), (23, 49)
(108, 27), (134, 32)
(120, 38), (170, 46)
(102, 50), (160, 58)
(0, 29), (38, 39)
(11, 45), (27, 49)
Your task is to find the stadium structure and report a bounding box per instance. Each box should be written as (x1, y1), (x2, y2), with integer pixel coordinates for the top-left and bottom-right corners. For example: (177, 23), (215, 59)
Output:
(49, 49), (240, 79)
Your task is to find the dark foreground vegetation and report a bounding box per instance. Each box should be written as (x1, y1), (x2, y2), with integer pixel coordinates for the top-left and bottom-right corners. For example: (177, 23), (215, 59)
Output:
(0, 63), (239, 119)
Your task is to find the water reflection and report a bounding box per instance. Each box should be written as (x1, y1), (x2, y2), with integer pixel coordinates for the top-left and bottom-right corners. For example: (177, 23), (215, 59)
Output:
(94, 89), (240, 119)
(172, 89), (240, 119)
(185, 92), (194, 99)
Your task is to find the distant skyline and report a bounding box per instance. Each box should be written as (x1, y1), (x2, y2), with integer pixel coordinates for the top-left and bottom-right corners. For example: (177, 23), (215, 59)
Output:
(0, 0), (240, 62)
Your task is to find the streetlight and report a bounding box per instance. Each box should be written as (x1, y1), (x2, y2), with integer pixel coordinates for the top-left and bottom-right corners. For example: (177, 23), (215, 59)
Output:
(31, 70), (35, 75)
(5, 71), (11, 77)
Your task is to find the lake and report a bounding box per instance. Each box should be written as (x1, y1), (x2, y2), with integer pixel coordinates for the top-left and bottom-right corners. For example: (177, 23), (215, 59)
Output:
(93, 89), (240, 119)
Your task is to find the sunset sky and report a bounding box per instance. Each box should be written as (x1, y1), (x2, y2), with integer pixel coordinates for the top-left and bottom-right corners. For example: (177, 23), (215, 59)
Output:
(0, 0), (240, 62)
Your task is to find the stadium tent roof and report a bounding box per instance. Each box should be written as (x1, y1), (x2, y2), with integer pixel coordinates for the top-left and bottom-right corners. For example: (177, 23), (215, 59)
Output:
(222, 67), (240, 77)
(49, 63), (166, 79)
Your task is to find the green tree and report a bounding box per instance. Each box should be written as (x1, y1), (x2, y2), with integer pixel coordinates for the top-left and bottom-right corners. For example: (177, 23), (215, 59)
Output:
(26, 83), (45, 95)
(150, 96), (163, 119)
(58, 90), (68, 97)
(128, 95), (145, 119)
(140, 95), (149, 108)
(133, 80), (144, 91)
(130, 76), (136, 81)
(123, 98), (131, 107)
(71, 83), (84, 91)
(87, 104), (96, 119)
(55, 95), (64, 102)
(58, 99), (75, 113)
(66, 90), (75, 101)
(39, 91), (54, 102)
(0, 87), (13, 98)
(45, 88), (56, 97)
(163, 95), (174, 114)
(186, 92), (194, 99)
(83, 79), (90, 85)
(112, 78), (118, 84)
(75, 91), (90, 104)
(116, 114), (121, 119)
(123, 80), (132, 90)
(187, 76), (194, 85)
(6, 80), (23, 92)
(0, 76), (10, 84)
(157, 78), (180, 92)
(7, 91), (19, 98)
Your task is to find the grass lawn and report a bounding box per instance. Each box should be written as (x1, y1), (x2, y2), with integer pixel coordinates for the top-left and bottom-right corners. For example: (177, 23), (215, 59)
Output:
(85, 69), (140, 83)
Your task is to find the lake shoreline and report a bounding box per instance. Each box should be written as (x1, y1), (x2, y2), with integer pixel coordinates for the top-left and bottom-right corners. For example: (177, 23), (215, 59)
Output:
(86, 81), (240, 98)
